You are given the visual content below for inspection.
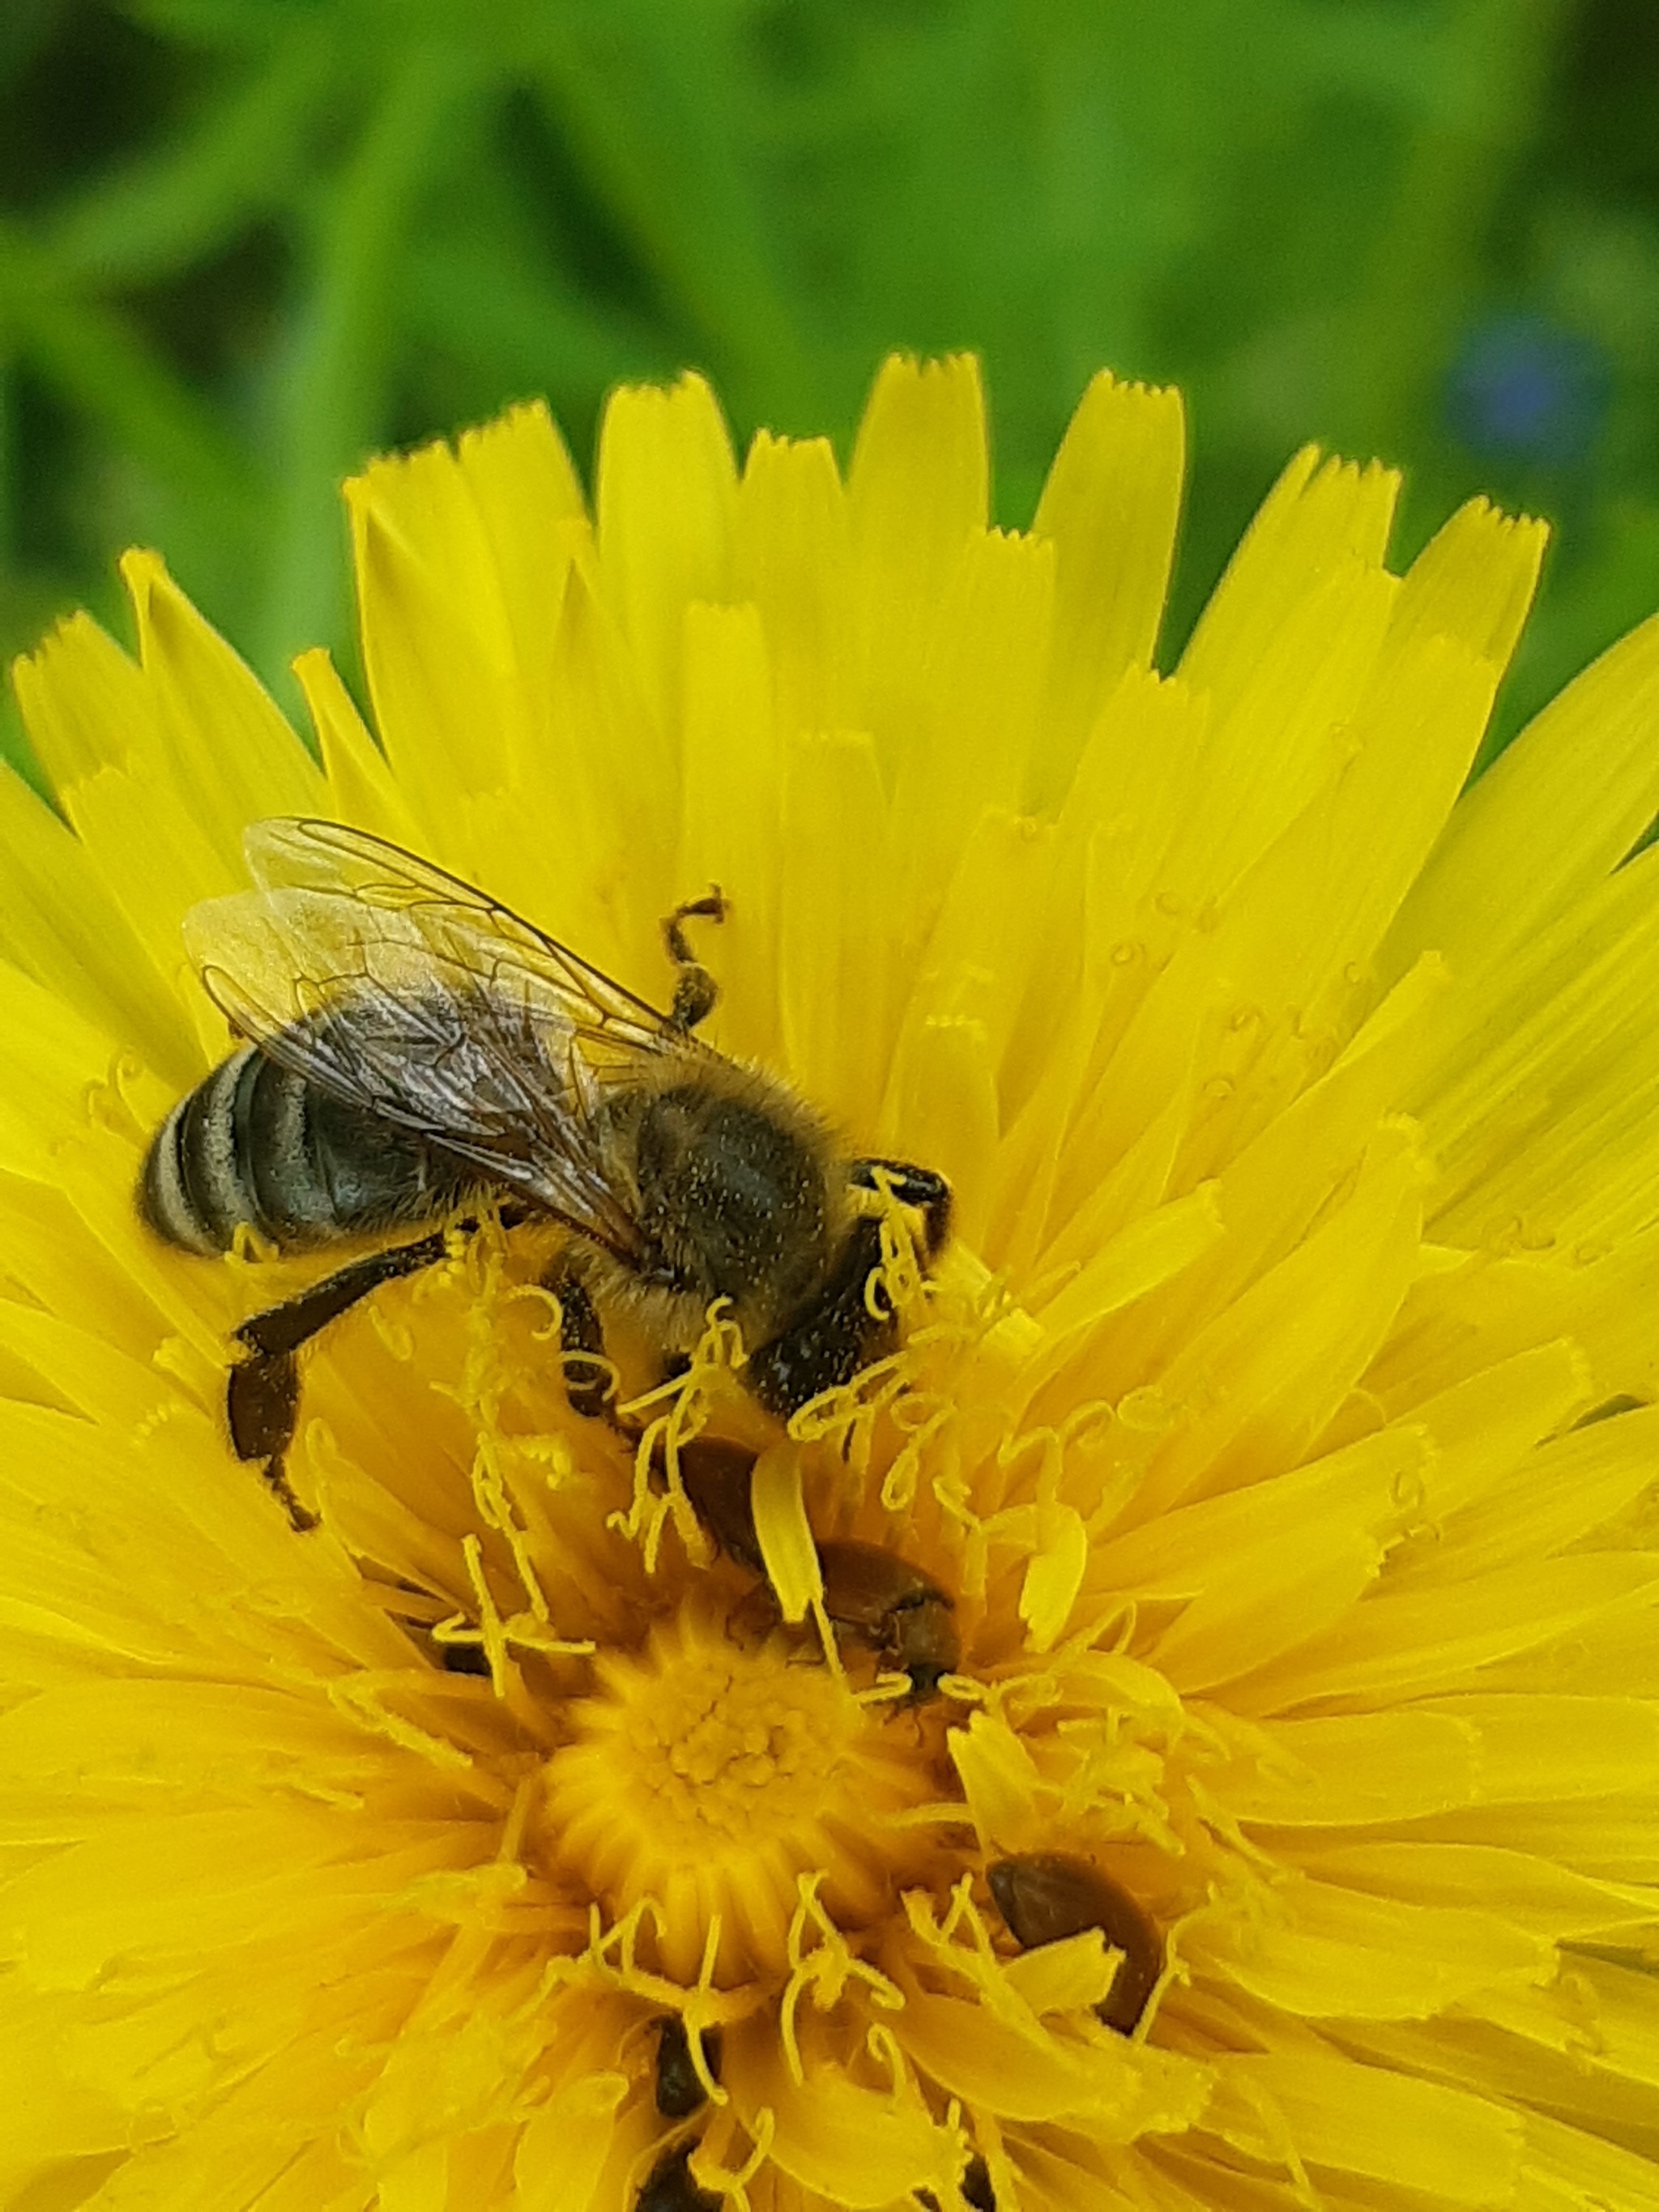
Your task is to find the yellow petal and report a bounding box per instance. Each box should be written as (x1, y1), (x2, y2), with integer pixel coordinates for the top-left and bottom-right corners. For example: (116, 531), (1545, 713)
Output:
(512, 2073), (628, 2212)
(0, 764), (197, 1087)
(121, 548), (323, 839)
(1185, 1874), (1550, 2020)
(778, 730), (893, 1126)
(677, 600), (784, 1062)
(596, 370), (737, 739)
(892, 1990), (1208, 2136)
(1030, 372), (1185, 803)
(1216, 2049), (1521, 2201)
(1384, 608), (1659, 993)
(1242, 1557), (1659, 1712)
(847, 354), (987, 765)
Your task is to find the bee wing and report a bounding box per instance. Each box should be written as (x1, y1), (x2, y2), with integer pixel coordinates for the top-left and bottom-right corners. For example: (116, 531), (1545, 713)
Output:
(181, 819), (691, 1260)
(242, 818), (676, 1060)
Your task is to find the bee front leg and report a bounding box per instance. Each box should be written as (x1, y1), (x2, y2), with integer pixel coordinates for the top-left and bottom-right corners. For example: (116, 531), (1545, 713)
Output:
(230, 1223), (459, 1529)
(849, 1157), (953, 1257)
(544, 1263), (698, 1448)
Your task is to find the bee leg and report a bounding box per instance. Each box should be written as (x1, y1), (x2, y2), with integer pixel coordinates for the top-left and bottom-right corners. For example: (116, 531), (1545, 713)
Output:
(226, 1351), (314, 1532)
(661, 888), (726, 1034)
(747, 1214), (892, 1417)
(544, 1263), (612, 1420)
(849, 1157), (953, 1257)
(230, 1223), (458, 1528)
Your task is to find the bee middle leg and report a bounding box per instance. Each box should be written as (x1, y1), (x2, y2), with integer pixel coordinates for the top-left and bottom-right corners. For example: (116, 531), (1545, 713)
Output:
(230, 1221), (489, 1531)
(543, 1263), (613, 1421)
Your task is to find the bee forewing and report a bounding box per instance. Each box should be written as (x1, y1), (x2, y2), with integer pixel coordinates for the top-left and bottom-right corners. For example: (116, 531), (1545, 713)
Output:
(245, 817), (496, 911)
(241, 818), (679, 1063)
(185, 885), (438, 1034)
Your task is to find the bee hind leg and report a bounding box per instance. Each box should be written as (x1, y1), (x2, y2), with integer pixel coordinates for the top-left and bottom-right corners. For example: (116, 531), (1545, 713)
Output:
(226, 1350), (313, 1532)
(229, 1222), (461, 1530)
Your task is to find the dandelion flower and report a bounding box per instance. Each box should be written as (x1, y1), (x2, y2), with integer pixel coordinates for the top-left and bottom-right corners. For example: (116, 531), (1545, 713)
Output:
(2, 354), (1659, 2212)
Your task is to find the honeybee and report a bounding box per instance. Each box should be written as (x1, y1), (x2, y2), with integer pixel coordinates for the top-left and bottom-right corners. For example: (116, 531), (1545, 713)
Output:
(987, 1852), (1162, 2034)
(139, 820), (951, 1528)
(675, 1436), (960, 1701)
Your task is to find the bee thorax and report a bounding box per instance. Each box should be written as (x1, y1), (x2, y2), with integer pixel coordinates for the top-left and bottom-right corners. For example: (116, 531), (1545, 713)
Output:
(619, 1080), (836, 1339)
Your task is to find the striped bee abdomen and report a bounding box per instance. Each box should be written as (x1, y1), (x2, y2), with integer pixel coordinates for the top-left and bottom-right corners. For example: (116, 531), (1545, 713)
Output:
(139, 1044), (476, 1255)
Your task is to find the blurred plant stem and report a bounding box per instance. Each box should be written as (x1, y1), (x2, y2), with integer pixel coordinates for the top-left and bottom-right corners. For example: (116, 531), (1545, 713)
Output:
(0, 213), (253, 521)
(524, 0), (823, 428)
(45, 24), (335, 288)
(256, 40), (488, 706)
(1340, 0), (1575, 466)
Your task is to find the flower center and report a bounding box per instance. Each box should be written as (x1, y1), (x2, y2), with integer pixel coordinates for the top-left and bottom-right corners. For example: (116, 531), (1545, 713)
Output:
(540, 1598), (943, 1980)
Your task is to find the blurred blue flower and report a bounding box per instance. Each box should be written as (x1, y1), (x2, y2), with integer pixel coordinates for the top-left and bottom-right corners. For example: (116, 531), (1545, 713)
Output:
(1445, 315), (1610, 467)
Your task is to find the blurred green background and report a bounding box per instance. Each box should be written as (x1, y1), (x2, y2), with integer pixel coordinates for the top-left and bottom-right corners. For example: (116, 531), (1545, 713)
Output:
(2, 0), (1657, 782)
